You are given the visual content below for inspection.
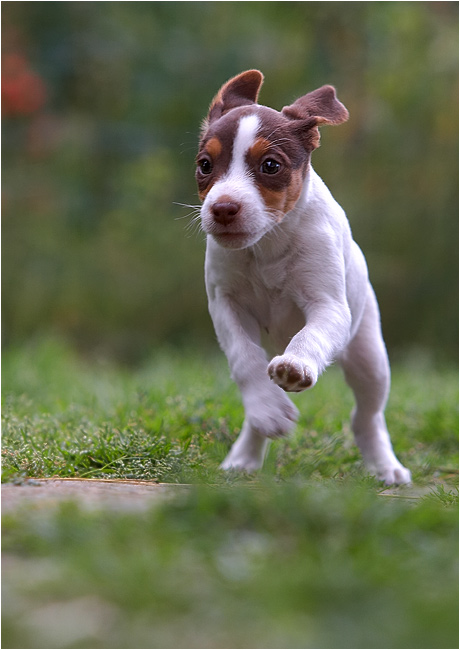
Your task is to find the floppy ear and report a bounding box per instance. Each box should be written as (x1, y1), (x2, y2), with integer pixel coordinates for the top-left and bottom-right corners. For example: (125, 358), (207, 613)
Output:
(206, 70), (264, 124)
(282, 85), (349, 149)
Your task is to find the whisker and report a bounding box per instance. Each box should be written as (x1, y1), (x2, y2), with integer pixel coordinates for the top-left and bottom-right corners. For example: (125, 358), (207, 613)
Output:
(174, 200), (204, 238)
(173, 201), (202, 209)
(184, 222), (204, 238)
(185, 214), (202, 228)
(175, 211), (201, 221)
(173, 201), (202, 224)
(263, 124), (291, 142)
(267, 135), (291, 146)
(265, 207), (285, 223)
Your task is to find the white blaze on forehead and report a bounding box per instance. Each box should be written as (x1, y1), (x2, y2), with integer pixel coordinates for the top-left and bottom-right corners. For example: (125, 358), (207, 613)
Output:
(203, 112), (264, 216)
(201, 111), (272, 247)
(229, 113), (260, 176)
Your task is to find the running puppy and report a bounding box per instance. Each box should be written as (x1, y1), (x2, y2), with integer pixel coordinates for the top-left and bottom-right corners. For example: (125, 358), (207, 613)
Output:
(195, 70), (410, 484)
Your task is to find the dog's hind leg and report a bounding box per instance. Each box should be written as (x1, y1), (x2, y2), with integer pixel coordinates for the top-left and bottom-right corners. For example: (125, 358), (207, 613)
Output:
(339, 284), (411, 485)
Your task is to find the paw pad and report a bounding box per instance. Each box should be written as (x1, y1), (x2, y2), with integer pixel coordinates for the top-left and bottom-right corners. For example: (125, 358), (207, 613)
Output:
(268, 356), (315, 392)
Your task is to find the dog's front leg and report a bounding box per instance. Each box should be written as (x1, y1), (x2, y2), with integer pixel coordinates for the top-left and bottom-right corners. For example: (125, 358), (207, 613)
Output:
(208, 293), (299, 471)
(268, 298), (352, 393)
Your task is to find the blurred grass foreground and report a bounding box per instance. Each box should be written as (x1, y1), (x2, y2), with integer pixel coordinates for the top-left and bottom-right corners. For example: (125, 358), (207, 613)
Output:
(3, 482), (458, 649)
(2, 2), (459, 363)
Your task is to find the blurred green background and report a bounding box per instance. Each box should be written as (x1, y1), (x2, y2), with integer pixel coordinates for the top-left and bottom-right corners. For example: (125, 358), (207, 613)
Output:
(2, 1), (458, 364)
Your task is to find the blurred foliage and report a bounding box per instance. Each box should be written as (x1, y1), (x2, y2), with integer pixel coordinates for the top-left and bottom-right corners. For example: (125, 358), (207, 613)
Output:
(2, 483), (458, 649)
(2, 2), (458, 363)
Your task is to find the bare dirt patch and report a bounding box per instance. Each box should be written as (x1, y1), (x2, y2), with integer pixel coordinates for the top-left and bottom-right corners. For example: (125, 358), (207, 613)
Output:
(2, 477), (453, 516)
(2, 478), (189, 513)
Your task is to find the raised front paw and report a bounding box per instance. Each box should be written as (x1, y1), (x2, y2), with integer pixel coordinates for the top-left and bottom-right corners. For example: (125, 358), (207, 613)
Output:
(268, 355), (317, 393)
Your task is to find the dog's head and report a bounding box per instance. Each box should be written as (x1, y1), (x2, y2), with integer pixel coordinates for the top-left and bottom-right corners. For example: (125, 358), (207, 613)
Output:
(196, 70), (348, 250)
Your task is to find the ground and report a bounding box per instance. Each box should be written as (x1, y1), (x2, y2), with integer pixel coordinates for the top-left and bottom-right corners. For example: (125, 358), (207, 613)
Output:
(2, 340), (458, 648)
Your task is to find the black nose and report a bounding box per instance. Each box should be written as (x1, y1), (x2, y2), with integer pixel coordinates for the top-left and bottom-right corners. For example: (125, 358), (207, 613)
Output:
(212, 201), (240, 225)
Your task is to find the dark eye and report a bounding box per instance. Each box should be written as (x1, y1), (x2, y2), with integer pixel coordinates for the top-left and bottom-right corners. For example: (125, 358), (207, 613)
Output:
(260, 159), (281, 175)
(198, 158), (213, 175)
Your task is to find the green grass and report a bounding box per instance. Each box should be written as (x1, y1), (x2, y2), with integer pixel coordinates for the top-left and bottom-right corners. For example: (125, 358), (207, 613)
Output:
(2, 339), (458, 485)
(2, 339), (459, 648)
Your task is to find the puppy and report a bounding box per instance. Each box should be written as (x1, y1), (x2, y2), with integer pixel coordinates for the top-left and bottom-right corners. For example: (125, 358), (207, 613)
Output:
(195, 70), (410, 485)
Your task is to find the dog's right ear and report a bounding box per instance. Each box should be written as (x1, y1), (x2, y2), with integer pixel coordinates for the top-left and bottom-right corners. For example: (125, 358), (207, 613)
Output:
(205, 70), (264, 126)
(282, 85), (348, 125)
(282, 85), (349, 150)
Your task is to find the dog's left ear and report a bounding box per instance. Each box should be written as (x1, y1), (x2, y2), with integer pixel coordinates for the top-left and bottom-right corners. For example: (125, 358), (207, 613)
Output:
(282, 85), (348, 149)
(206, 70), (264, 125)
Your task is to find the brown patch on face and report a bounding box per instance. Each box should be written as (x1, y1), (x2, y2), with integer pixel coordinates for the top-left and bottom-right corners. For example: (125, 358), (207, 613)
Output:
(205, 137), (222, 159)
(257, 167), (305, 218)
(257, 186), (285, 218)
(242, 106), (310, 218)
(198, 185), (211, 201)
(283, 167), (305, 212)
(248, 137), (271, 161)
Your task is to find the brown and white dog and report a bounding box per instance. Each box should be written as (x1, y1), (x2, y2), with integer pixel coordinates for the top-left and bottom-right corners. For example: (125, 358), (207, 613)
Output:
(195, 70), (410, 484)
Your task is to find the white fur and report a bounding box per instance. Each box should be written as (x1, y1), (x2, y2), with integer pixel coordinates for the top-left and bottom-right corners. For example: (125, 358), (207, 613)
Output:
(229, 114), (260, 175)
(202, 117), (411, 485)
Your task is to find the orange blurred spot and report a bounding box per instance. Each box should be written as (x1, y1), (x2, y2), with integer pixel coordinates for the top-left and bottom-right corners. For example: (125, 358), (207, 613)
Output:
(2, 53), (47, 116)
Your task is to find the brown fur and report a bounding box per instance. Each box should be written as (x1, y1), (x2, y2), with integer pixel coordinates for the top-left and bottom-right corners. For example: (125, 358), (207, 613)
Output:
(203, 70), (264, 131)
(248, 137), (272, 160)
(205, 137), (222, 159)
(257, 168), (305, 217)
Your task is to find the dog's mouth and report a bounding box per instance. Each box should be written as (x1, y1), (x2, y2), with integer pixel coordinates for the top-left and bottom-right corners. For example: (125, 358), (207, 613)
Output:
(208, 231), (263, 249)
(201, 205), (269, 249)
(211, 231), (255, 249)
